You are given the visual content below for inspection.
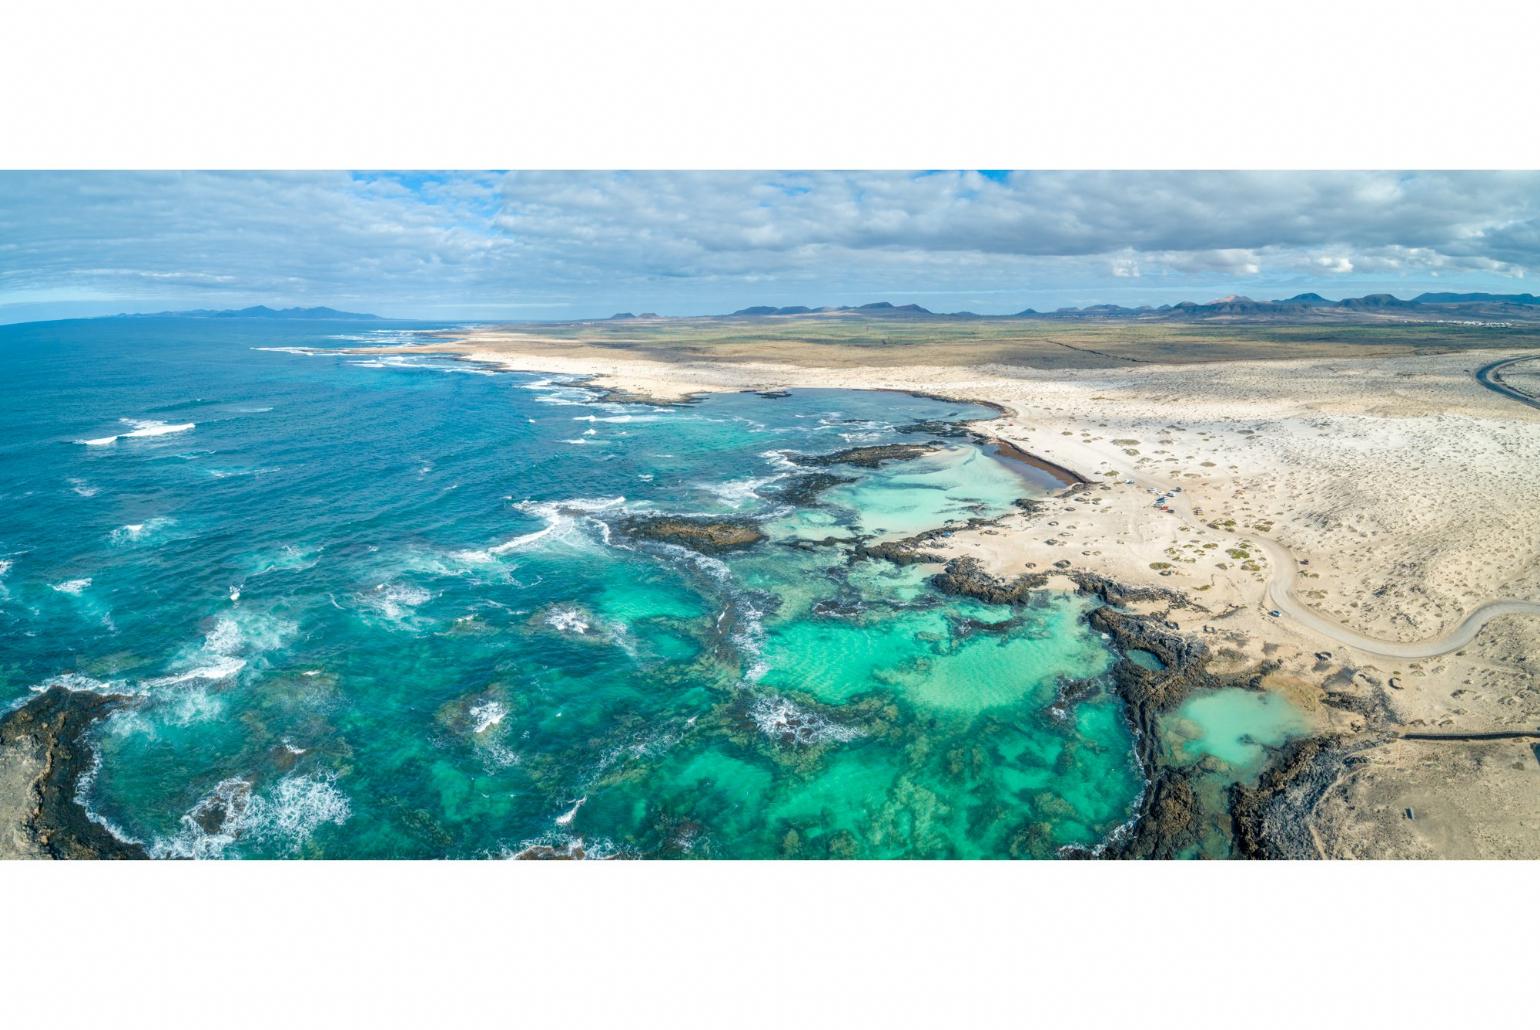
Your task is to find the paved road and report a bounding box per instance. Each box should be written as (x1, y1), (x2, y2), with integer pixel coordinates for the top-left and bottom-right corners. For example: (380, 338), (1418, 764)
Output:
(1475, 355), (1540, 411)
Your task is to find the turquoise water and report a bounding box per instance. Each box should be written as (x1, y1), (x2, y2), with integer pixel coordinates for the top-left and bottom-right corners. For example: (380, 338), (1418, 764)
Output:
(0, 318), (1143, 858)
(1166, 689), (1310, 773)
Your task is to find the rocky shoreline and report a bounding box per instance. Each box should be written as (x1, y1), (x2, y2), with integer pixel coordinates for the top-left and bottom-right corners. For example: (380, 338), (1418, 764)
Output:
(2, 391), (1338, 862)
(0, 687), (146, 859)
(926, 555), (1341, 858)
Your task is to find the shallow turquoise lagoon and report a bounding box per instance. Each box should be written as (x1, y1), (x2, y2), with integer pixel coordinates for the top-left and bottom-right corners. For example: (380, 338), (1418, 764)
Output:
(1167, 688), (1311, 774)
(0, 318), (1143, 858)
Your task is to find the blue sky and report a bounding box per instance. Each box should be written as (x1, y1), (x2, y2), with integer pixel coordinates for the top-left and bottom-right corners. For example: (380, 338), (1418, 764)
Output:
(2, 171), (1537, 323)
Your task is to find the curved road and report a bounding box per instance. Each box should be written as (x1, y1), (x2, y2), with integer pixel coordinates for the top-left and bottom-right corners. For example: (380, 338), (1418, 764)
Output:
(1251, 537), (1540, 659)
(1475, 354), (1540, 411)
(1222, 354), (1540, 658)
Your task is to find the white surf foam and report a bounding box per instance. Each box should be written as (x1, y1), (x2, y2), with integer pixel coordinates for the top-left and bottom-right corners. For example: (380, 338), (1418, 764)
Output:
(700, 474), (781, 509)
(151, 773), (350, 859)
(108, 516), (175, 545)
(145, 655), (248, 687)
(554, 796), (587, 827)
(248, 544), (322, 577)
(123, 419), (194, 439)
(469, 699), (508, 735)
(31, 672), (135, 696)
(453, 525), (555, 563)
(363, 581), (433, 621)
(76, 418), (195, 446)
(761, 448), (802, 472)
(142, 610), (295, 689)
(51, 577), (92, 595)
(451, 496), (625, 564)
(545, 605), (591, 635)
(750, 695), (862, 746)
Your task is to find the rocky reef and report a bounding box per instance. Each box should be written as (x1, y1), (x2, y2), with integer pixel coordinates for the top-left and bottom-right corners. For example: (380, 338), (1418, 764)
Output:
(769, 471), (855, 507)
(0, 687), (146, 859)
(618, 515), (767, 554)
(790, 442), (939, 469)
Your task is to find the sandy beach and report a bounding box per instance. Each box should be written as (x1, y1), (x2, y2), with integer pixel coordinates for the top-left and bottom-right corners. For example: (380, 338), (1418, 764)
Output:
(359, 328), (1540, 858)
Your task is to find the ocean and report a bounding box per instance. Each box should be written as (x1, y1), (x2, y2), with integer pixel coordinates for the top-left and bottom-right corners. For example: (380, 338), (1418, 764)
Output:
(0, 317), (1145, 858)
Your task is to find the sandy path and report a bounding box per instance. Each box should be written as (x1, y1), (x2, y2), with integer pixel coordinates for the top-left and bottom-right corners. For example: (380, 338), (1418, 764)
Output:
(1229, 354), (1540, 658)
(1253, 536), (1540, 658)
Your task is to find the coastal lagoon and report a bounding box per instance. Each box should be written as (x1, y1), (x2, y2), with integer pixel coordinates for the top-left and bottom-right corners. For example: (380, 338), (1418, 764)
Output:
(0, 318), (1305, 858)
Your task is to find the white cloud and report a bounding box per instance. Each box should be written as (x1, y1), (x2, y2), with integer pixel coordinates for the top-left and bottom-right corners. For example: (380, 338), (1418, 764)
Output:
(2, 170), (1538, 317)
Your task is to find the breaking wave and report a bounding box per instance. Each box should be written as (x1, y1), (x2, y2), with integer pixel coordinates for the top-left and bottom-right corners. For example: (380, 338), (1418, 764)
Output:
(149, 773), (351, 859)
(76, 418), (195, 446)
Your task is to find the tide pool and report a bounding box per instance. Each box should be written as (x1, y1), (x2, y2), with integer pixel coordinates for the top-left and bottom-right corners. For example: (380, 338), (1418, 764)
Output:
(0, 317), (1143, 858)
(1166, 688), (1311, 774)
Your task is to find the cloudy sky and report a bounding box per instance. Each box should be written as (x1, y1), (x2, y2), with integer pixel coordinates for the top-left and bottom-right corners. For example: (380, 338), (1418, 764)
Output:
(2, 171), (1537, 323)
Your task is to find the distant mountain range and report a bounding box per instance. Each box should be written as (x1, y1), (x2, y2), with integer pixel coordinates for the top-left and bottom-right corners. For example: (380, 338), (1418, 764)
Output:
(730, 301), (935, 317)
(117, 305), (383, 320)
(715, 292), (1540, 323)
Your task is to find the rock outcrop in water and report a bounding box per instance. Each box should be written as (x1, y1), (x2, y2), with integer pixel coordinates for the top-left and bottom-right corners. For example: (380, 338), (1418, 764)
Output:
(790, 442), (939, 469)
(771, 472), (855, 507)
(619, 515), (766, 553)
(853, 515), (1014, 566)
(0, 687), (146, 859)
(929, 556), (1049, 603)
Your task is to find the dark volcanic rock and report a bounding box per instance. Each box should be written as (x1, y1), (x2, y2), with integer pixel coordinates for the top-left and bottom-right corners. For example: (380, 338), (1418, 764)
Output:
(511, 842), (589, 859)
(855, 517), (1004, 566)
(895, 418), (976, 439)
(1230, 736), (1350, 859)
(771, 472), (855, 507)
(929, 556), (1048, 604)
(0, 687), (147, 859)
(1108, 767), (1205, 860)
(791, 442), (939, 469)
(618, 515), (766, 554)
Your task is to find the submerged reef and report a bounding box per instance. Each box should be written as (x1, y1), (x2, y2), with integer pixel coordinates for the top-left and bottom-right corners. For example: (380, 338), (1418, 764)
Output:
(769, 472), (856, 507)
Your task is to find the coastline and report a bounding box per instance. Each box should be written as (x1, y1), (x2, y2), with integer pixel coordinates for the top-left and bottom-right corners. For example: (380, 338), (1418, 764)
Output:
(0, 688), (146, 859)
(20, 327), (1540, 859)
(344, 326), (1540, 858)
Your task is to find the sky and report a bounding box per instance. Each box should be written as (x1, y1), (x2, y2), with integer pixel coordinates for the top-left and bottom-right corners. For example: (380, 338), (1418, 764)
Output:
(2, 170), (1538, 323)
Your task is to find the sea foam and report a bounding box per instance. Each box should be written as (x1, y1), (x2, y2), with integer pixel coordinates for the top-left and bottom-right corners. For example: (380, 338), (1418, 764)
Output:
(108, 517), (175, 545)
(750, 695), (862, 746)
(150, 773), (351, 859)
(76, 418), (195, 446)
